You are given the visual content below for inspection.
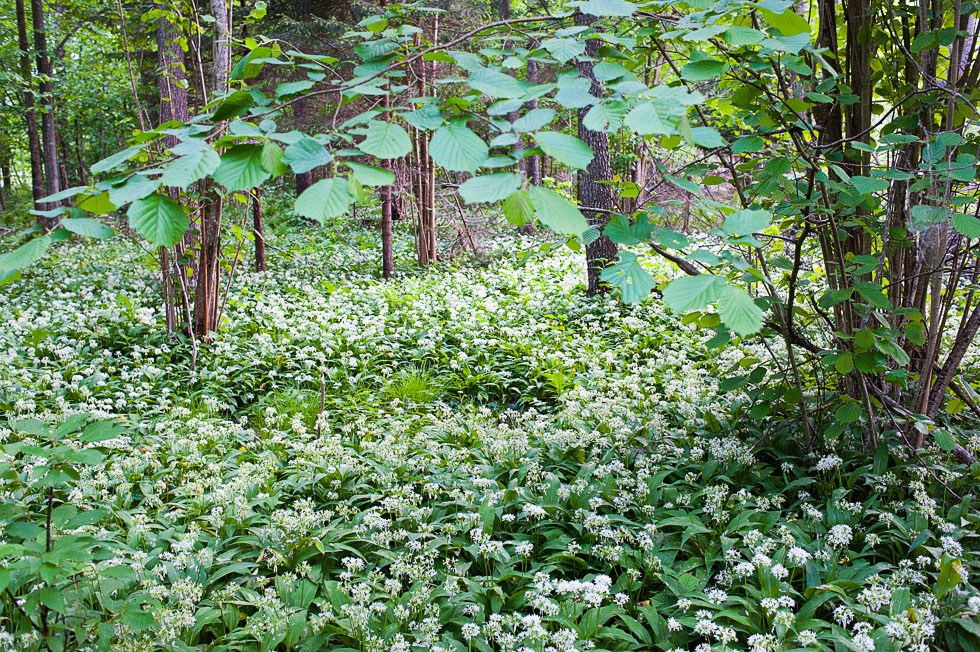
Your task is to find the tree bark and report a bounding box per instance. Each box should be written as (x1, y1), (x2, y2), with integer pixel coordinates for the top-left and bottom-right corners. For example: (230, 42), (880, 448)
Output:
(253, 189), (266, 272)
(16, 0), (45, 211)
(31, 0), (61, 211)
(193, 0), (232, 337)
(157, 5), (189, 138)
(574, 13), (617, 296)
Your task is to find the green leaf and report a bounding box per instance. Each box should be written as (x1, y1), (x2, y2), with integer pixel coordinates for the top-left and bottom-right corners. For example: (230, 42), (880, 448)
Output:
(38, 185), (88, 204)
(624, 101), (685, 136)
(600, 252), (657, 302)
(402, 105), (443, 131)
(212, 89), (254, 121)
(512, 109), (556, 133)
(260, 141), (289, 177)
(850, 176), (889, 195)
(231, 46), (273, 80)
(345, 162), (395, 187)
(77, 191), (116, 215)
(603, 213), (653, 245)
(468, 66), (528, 98)
(459, 173), (523, 204)
(583, 101), (628, 131)
(835, 353), (854, 374)
(953, 212), (980, 238)
(429, 124), (488, 173)
(360, 121), (412, 159)
(108, 174), (161, 205)
(282, 138), (333, 174)
(535, 132), (594, 170)
(0, 235), (53, 276)
(724, 26), (765, 46)
(503, 190), (534, 226)
(294, 178), (353, 224)
(528, 186), (588, 236)
(854, 281), (892, 309)
(690, 127), (728, 148)
(542, 38), (586, 64)
(835, 402), (862, 423)
(732, 136), (765, 153)
(576, 0), (637, 17)
(681, 58), (728, 82)
(40, 587), (65, 612)
(718, 285), (764, 336)
(91, 145), (144, 175)
(126, 193), (189, 247)
(160, 149), (221, 190)
(759, 8), (811, 36)
(61, 217), (114, 239)
(213, 144), (271, 191)
(662, 274), (724, 312)
(276, 80), (314, 99)
(722, 209), (770, 236)
(934, 429), (957, 453)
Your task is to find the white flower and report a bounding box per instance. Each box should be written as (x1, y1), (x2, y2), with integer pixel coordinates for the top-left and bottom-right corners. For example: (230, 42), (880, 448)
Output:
(828, 524), (853, 549)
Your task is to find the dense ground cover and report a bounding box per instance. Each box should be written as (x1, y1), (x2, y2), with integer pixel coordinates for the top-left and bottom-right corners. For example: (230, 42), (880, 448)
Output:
(2, 224), (980, 652)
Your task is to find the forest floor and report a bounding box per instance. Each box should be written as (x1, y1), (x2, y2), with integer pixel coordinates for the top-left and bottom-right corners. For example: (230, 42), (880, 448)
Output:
(0, 218), (977, 651)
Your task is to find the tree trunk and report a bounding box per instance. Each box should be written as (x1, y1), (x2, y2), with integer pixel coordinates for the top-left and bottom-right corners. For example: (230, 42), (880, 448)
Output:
(574, 13), (617, 296)
(253, 189), (266, 272)
(16, 0), (45, 211)
(157, 5), (189, 133)
(193, 0), (232, 337)
(31, 0), (61, 211)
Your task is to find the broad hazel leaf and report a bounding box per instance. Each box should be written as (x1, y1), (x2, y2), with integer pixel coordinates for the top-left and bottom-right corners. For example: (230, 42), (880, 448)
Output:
(512, 109), (556, 133)
(91, 144), (145, 175)
(429, 124), (488, 173)
(275, 80), (314, 99)
(359, 121), (412, 159)
(722, 209), (771, 236)
(260, 141), (289, 177)
(77, 191), (116, 215)
(690, 127), (728, 149)
(528, 186), (588, 236)
(38, 186), (88, 204)
(127, 193), (189, 247)
(542, 38), (586, 64)
(230, 46), (273, 80)
(109, 174), (162, 205)
(603, 213), (653, 245)
(402, 105), (443, 131)
(601, 252), (657, 303)
(345, 162), (395, 187)
(0, 235), (53, 277)
(662, 274), (724, 313)
(583, 101), (628, 131)
(211, 89), (254, 121)
(953, 212), (980, 238)
(576, 0), (637, 17)
(160, 149), (221, 190)
(213, 145), (271, 191)
(459, 173), (522, 204)
(758, 8), (811, 36)
(468, 67), (528, 98)
(282, 138), (333, 174)
(535, 132), (594, 170)
(624, 101), (684, 135)
(294, 178), (353, 224)
(681, 58), (728, 82)
(718, 285), (764, 337)
(503, 190), (534, 226)
(61, 217), (114, 239)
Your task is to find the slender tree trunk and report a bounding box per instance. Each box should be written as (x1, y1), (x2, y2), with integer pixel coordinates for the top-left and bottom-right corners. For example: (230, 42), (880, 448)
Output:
(157, 3), (191, 335)
(31, 0), (61, 210)
(253, 189), (266, 272)
(16, 0), (45, 211)
(574, 14), (617, 296)
(193, 0), (231, 337)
